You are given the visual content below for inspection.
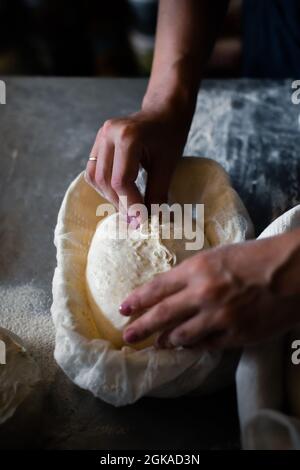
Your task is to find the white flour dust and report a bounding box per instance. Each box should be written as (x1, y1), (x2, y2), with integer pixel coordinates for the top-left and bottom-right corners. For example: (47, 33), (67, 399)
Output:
(0, 283), (56, 382)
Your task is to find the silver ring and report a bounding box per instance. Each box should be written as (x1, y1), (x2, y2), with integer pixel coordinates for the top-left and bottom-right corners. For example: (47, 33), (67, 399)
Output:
(89, 156), (97, 162)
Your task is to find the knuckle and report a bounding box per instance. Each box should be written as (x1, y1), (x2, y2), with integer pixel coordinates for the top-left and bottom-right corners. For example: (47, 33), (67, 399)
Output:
(196, 280), (216, 302)
(102, 119), (114, 135)
(111, 175), (126, 192)
(196, 277), (229, 304)
(96, 127), (103, 139)
(148, 275), (167, 297)
(118, 122), (136, 141)
(153, 302), (170, 323)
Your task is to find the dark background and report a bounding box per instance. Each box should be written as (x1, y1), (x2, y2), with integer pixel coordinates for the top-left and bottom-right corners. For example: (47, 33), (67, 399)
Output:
(0, 0), (243, 78)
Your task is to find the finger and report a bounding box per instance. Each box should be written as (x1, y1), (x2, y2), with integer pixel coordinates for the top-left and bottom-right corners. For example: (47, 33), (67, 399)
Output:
(156, 324), (231, 351)
(198, 330), (232, 351)
(166, 310), (218, 348)
(144, 163), (171, 209)
(119, 266), (187, 315)
(154, 328), (175, 349)
(94, 136), (119, 207)
(85, 160), (97, 187)
(111, 137), (143, 214)
(85, 128), (102, 187)
(123, 288), (198, 345)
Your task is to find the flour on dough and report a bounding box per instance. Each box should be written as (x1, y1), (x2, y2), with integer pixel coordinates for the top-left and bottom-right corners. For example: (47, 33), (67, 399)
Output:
(86, 213), (207, 349)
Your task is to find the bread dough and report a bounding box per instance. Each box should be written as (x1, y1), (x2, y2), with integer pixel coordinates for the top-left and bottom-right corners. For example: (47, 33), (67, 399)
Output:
(86, 213), (208, 349)
(51, 157), (253, 406)
(0, 328), (40, 425)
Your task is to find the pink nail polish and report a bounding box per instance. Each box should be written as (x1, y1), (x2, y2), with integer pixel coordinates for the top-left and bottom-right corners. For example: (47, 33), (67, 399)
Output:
(119, 303), (132, 315)
(124, 329), (138, 343)
(127, 215), (140, 229)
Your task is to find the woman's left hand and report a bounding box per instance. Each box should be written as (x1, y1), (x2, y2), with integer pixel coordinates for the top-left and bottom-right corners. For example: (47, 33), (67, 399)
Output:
(120, 230), (300, 350)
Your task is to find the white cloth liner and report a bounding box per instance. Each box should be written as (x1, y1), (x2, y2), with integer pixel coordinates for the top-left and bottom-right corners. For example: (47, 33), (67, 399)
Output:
(236, 204), (300, 449)
(51, 157), (253, 406)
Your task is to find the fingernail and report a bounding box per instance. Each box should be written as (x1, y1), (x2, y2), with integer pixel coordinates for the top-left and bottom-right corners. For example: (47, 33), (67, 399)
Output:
(119, 303), (132, 315)
(127, 215), (140, 229)
(124, 329), (138, 343)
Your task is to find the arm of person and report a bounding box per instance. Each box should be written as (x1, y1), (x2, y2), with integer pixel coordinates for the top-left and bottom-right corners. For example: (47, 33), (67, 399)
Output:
(86, 0), (229, 211)
(143, 0), (229, 118)
(120, 228), (300, 349)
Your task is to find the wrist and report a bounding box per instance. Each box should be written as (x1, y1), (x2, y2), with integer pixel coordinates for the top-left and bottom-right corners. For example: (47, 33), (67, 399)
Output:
(141, 88), (195, 136)
(142, 68), (199, 122)
(271, 228), (300, 299)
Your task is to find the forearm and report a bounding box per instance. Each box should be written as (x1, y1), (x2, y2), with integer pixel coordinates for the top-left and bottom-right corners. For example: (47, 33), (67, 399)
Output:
(143, 0), (229, 116)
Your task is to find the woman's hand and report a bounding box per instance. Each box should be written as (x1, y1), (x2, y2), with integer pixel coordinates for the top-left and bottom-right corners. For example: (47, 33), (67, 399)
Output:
(85, 99), (192, 212)
(85, 0), (229, 212)
(120, 230), (300, 350)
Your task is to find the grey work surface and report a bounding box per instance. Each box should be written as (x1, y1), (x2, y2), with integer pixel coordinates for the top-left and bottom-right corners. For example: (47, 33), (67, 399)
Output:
(0, 78), (299, 450)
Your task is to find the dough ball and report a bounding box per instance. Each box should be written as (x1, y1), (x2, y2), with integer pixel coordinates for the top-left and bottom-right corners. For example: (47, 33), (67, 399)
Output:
(86, 213), (207, 349)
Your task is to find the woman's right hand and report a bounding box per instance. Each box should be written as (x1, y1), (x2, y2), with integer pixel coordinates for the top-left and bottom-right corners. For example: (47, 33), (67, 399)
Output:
(85, 98), (192, 214)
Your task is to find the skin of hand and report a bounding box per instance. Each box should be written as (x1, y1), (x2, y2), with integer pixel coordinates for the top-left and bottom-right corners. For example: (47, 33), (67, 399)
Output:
(85, 0), (229, 211)
(85, 104), (192, 212)
(119, 229), (300, 350)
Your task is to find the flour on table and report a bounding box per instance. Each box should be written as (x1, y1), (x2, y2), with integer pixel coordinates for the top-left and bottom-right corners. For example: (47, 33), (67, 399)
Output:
(0, 327), (40, 424)
(0, 283), (56, 383)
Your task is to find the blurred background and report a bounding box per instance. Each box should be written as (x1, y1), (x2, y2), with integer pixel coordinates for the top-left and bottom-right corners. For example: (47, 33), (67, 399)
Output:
(0, 0), (243, 78)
